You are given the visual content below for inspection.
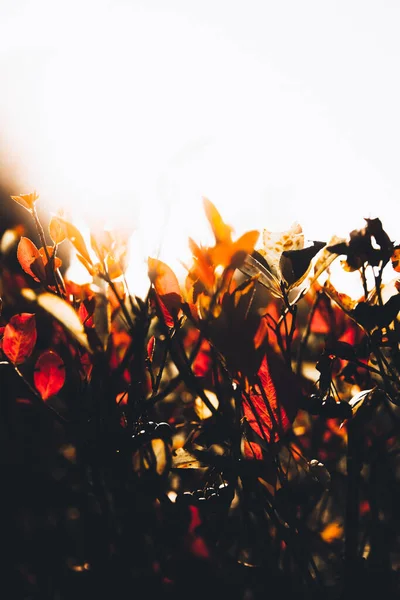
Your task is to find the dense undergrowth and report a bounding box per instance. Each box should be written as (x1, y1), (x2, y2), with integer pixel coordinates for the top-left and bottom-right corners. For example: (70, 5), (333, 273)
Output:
(0, 192), (400, 599)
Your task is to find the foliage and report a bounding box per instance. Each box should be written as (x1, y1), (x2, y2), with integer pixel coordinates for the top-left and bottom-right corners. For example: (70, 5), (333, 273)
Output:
(1, 194), (400, 599)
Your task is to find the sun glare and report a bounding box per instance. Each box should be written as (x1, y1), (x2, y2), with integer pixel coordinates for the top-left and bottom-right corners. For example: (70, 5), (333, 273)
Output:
(1, 1), (399, 294)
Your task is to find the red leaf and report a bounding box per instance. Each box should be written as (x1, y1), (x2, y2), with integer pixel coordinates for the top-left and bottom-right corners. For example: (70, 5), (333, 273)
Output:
(17, 237), (46, 282)
(3, 313), (37, 364)
(147, 336), (155, 361)
(193, 339), (212, 377)
(242, 352), (300, 443)
(34, 350), (66, 400)
(243, 440), (263, 460)
(203, 197), (232, 244)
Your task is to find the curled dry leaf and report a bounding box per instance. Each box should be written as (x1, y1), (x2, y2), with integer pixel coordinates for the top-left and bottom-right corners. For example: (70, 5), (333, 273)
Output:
(3, 313), (37, 364)
(34, 350), (66, 400)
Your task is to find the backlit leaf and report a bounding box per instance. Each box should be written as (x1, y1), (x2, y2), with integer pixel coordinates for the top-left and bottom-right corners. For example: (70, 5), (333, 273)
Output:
(391, 247), (400, 273)
(242, 352), (300, 443)
(3, 313), (37, 364)
(49, 217), (67, 244)
(148, 258), (182, 323)
(34, 350), (66, 400)
(22, 289), (91, 352)
(10, 191), (39, 212)
(203, 197), (232, 244)
(261, 223), (304, 278)
(56, 218), (92, 265)
(17, 237), (46, 282)
(38, 247), (62, 271)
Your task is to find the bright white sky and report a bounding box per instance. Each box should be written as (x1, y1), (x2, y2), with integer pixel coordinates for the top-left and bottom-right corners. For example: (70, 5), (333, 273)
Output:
(0, 0), (399, 284)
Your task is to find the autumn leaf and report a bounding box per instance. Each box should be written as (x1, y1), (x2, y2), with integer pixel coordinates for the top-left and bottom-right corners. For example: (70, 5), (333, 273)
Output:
(148, 258), (182, 324)
(11, 191), (39, 212)
(38, 246), (62, 270)
(243, 440), (263, 460)
(203, 197), (232, 244)
(34, 350), (66, 400)
(242, 352), (300, 443)
(55, 218), (92, 265)
(2, 313), (37, 364)
(188, 238), (215, 292)
(49, 217), (67, 244)
(17, 237), (46, 282)
(94, 293), (110, 350)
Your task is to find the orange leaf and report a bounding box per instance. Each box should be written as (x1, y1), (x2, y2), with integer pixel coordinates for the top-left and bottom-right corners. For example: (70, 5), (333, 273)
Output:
(17, 237), (46, 282)
(49, 217), (67, 244)
(232, 230), (260, 261)
(148, 258), (182, 323)
(57, 218), (92, 265)
(34, 350), (66, 400)
(188, 238), (215, 291)
(203, 197), (232, 244)
(38, 247), (62, 270)
(243, 440), (263, 460)
(3, 313), (37, 364)
(10, 191), (39, 212)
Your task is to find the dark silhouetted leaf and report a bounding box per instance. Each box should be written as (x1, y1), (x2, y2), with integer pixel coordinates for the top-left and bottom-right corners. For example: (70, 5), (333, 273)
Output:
(94, 293), (110, 350)
(280, 241), (326, 287)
